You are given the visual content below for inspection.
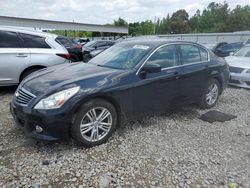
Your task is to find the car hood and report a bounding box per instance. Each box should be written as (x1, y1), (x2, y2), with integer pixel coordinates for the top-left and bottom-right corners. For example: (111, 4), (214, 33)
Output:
(22, 63), (121, 95)
(225, 56), (250, 69)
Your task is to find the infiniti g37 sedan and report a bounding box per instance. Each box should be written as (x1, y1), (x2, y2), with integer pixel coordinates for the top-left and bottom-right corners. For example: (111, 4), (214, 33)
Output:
(10, 39), (230, 147)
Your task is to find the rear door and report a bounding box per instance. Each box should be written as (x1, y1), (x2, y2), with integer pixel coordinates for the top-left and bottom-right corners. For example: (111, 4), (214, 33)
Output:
(19, 33), (52, 66)
(177, 44), (210, 103)
(0, 30), (30, 85)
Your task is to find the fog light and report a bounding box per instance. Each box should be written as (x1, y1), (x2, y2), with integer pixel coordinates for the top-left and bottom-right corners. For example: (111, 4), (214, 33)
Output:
(35, 125), (43, 133)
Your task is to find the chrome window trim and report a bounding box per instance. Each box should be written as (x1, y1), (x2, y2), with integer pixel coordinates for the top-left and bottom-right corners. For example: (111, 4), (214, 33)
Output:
(136, 42), (210, 75)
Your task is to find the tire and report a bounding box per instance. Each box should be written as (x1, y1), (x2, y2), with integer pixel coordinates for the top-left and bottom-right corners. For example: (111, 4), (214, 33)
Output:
(20, 68), (41, 82)
(199, 78), (220, 109)
(71, 99), (117, 147)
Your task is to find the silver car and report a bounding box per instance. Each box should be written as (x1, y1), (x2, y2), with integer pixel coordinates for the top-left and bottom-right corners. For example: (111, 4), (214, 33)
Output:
(225, 45), (250, 89)
(0, 27), (70, 86)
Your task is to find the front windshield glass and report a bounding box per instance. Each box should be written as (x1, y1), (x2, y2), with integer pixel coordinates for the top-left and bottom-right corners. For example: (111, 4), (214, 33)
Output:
(234, 46), (250, 57)
(89, 43), (153, 70)
(84, 41), (96, 47)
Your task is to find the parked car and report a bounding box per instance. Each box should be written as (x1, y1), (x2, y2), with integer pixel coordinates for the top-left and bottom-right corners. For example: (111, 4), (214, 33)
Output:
(10, 39), (230, 147)
(0, 27), (70, 86)
(56, 36), (83, 62)
(225, 45), (250, 89)
(82, 40), (115, 62)
(202, 42), (227, 52)
(214, 42), (243, 57)
(78, 38), (90, 46)
(244, 39), (250, 45)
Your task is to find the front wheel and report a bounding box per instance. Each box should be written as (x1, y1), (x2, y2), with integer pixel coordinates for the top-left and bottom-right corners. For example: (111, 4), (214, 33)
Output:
(71, 99), (117, 147)
(199, 79), (220, 109)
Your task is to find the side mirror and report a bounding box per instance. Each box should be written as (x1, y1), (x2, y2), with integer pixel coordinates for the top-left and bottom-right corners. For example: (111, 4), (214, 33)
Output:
(141, 63), (161, 73)
(229, 52), (234, 56)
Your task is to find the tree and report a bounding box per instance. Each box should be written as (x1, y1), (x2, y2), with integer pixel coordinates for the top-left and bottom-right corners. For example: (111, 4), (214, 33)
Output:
(114, 17), (128, 27)
(170, 9), (191, 34)
(224, 5), (250, 32)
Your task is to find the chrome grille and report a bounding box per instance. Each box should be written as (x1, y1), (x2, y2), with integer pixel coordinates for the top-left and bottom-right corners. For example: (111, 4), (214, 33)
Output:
(15, 87), (36, 106)
(229, 66), (244, 73)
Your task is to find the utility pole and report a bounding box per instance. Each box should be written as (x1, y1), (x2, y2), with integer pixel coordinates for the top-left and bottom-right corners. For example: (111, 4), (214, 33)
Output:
(153, 16), (156, 35)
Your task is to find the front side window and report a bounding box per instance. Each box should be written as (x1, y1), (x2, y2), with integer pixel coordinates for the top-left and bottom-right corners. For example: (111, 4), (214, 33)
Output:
(146, 45), (178, 68)
(20, 33), (50, 48)
(180, 44), (208, 65)
(0, 31), (20, 48)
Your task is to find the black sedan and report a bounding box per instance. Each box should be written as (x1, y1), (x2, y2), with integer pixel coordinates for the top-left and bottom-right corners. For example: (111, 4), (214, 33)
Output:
(10, 39), (230, 147)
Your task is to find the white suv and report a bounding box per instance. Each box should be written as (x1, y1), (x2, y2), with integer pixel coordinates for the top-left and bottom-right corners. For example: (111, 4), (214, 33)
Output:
(0, 27), (71, 86)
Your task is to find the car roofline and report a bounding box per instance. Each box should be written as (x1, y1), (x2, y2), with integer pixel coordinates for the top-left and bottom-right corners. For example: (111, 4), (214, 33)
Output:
(0, 26), (57, 38)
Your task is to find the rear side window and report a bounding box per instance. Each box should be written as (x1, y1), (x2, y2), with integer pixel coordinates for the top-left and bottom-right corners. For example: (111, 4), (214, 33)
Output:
(56, 37), (73, 47)
(19, 33), (50, 48)
(180, 44), (208, 65)
(0, 31), (20, 48)
(200, 48), (209, 61)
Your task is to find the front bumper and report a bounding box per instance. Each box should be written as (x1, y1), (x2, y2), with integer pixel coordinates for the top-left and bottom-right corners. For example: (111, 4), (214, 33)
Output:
(10, 100), (72, 141)
(229, 72), (250, 89)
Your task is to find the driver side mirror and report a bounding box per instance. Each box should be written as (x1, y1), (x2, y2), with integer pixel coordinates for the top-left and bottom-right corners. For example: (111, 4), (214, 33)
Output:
(141, 63), (161, 74)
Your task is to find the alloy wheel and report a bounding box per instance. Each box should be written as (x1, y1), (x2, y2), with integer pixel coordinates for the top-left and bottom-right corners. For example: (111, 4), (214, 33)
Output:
(205, 83), (219, 105)
(80, 107), (112, 142)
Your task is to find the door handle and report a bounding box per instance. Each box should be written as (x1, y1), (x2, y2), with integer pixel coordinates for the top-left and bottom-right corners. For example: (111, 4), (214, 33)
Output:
(16, 54), (28, 58)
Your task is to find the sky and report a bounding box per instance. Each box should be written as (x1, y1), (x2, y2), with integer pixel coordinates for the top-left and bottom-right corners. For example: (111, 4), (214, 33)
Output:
(0, 0), (250, 24)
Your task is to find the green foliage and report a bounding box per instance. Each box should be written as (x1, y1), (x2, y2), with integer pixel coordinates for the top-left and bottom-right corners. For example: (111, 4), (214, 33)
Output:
(170, 9), (191, 34)
(49, 30), (92, 38)
(49, 2), (250, 37)
(124, 1), (250, 35)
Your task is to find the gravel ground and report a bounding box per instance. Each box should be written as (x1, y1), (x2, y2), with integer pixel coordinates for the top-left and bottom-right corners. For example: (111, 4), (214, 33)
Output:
(0, 86), (249, 187)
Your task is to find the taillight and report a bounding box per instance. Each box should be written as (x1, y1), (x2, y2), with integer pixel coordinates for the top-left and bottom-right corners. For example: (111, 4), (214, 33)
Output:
(56, 54), (71, 60)
(75, 44), (82, 49)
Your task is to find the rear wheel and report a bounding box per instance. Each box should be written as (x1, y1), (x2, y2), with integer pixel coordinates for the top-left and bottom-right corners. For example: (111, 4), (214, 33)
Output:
(71, 99), (117, 147)
(199, 79), (220, 109)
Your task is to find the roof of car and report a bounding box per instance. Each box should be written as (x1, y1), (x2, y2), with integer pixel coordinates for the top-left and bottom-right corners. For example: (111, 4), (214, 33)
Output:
(118, 37), (202, 48)
(0, 26), (57, 38)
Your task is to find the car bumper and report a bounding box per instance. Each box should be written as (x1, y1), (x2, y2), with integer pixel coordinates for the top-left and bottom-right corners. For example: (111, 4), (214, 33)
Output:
(10, 100), (72, 141)
(229, 72), (250, 89)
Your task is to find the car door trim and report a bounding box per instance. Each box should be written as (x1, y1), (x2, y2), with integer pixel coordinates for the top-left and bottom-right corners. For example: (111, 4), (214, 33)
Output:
(136, 42), (210, 75)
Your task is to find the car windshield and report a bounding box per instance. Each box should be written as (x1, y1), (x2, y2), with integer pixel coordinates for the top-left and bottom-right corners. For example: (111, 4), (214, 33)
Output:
(88, 43), (153, 70)
(84, 41), (96, 47)
(234, 46), (250, 57)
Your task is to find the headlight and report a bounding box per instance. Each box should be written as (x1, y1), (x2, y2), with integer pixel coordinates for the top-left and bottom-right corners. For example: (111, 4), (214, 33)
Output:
(34, 86), (80, 109)
(246, 69), (250, 73)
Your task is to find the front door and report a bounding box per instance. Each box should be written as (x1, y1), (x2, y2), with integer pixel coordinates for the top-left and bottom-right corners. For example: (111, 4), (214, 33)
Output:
(131, 44), (182, 117)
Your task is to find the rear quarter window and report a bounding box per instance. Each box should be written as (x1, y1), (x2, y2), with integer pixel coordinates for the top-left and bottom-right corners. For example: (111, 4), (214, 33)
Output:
(56, 37), (73, 47)
(19, 33), (51, 48)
